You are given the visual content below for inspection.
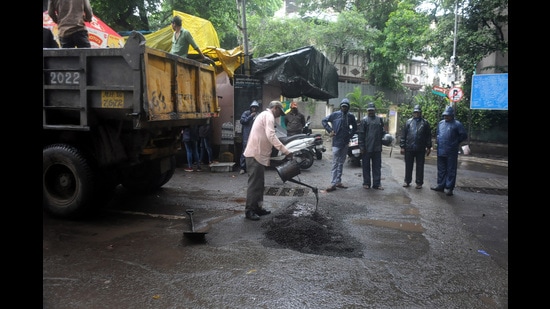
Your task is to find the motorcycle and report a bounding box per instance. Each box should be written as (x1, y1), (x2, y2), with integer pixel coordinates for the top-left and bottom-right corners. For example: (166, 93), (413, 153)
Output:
(347, 133), (362, 167)
(302, 116), (326, 160)
(347, 133), (395, 167)
(271, 134), (316, 169)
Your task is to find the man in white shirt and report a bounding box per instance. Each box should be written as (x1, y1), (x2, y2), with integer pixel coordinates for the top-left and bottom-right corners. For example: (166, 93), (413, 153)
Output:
(243, 101), (293, 220)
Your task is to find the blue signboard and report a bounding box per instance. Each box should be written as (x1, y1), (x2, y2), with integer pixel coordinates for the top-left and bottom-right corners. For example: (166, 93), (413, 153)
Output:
(470, 73), (508, 110)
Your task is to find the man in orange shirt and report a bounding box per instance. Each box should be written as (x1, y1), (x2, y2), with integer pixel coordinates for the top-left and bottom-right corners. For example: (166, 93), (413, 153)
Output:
(284, 101), (306, 136)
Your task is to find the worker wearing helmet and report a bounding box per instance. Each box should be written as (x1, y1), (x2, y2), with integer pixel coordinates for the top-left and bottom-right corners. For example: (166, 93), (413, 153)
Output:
(357, 102), (387, 190)
(400, 105), (432, 189)
(322, 98), (357, 192)
(239, 100), (261, 175)
(430, 106), (467, 196)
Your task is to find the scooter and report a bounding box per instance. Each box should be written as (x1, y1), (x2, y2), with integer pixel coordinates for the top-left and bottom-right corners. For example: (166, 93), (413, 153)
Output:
(347, 133), (362, 167)
(271, 134), (316, 169)
(302, 116), (325, 160)
(347, 133), (394, 167)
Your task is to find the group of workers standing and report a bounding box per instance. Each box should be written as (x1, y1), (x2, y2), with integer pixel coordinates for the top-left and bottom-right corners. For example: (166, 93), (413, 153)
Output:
(321, 98), (466, 198)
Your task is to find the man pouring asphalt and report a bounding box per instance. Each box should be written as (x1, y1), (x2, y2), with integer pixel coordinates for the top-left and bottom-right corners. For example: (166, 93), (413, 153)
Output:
(243, 101), (293, 220)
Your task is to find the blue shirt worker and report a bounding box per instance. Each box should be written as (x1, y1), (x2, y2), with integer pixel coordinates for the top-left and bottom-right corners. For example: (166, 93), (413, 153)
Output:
(239, 100), (260, 174)
(322, 98), (357, 192)
(400, 105), (432, 189)
(430, 106), (467, 196)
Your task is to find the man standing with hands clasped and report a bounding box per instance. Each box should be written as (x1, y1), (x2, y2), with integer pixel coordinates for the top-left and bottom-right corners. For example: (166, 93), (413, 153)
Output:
(431, 106), (467, 196)
(243, 101), (293, 220)
(400, 105), (432, 189)
(357, 102), (387, 190)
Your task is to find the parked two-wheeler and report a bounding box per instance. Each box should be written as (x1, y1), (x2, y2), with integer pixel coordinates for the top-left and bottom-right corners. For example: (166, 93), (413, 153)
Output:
(347, 133), (395, 167)
(347, 133), (361, 167)
(271, 134), (316, 169)
(302, 116), (326, 160)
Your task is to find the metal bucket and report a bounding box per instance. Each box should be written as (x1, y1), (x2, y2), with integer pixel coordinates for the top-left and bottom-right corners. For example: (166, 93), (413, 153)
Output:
(276, 160), (301, 182)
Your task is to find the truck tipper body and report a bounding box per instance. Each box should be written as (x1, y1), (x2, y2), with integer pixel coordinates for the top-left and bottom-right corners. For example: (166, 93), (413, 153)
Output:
(43, 31), (219, 218)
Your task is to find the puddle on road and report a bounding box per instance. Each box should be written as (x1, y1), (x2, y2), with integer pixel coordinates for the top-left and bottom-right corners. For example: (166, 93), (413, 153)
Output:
(402, 207), (420, 215)
(353, 218), (425, 233)
(384, 195), (412, 205)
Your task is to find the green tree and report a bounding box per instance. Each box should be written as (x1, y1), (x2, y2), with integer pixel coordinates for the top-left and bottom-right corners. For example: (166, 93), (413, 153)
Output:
(91, 0), (283, 49)
(91, 0), (161, 32)
(345, 86), (374, 119)
(315, 8), (380, 69)
(246, 16), (314, 57)
(368, 1), (429, 90)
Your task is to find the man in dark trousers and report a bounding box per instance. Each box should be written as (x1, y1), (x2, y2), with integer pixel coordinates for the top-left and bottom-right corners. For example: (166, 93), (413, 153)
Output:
(47, 0), (93, 48)
(431, 106), (467, 196)
(400, 105), (432, 189)
(243, 101), (292, 220)
(358, 102), (387, 190)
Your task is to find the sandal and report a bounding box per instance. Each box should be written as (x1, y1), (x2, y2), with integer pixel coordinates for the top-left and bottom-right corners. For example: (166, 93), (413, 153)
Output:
(335, 183), (348, 188)
(363, 185), (370, 189)
(326, 186), (337, 192)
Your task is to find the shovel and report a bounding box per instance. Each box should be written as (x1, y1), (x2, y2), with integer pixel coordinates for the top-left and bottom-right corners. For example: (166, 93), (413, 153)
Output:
(183, 209), (208, 241)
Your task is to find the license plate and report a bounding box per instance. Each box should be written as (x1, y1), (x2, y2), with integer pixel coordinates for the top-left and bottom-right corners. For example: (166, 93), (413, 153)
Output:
(352, 149), (360, 154)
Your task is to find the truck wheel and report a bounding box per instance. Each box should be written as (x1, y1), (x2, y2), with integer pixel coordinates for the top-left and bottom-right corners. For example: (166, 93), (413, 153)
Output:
(298, 150), (314, 169)
(122, 156), (176, 192)
(43, 144), (95, 218)
(157, 156), (176, 187)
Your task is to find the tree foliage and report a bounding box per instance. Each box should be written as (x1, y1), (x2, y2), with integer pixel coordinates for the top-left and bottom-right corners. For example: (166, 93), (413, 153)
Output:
(91, 0), (283, 49)
(246, 16), (314, 57)
(87, 0), (507, 143)
(91, 0), (161, 32)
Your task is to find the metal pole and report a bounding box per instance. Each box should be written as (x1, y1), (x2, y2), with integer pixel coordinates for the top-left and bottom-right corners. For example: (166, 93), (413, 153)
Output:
(451, 2), (458, 109)
(240, 0), (250, 75)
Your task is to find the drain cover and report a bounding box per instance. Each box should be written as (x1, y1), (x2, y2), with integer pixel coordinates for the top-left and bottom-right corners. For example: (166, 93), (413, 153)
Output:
(265, 186), (308, 197)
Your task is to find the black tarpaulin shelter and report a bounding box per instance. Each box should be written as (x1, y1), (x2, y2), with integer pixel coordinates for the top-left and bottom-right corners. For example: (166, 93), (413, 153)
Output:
(250, 46), (339, 100)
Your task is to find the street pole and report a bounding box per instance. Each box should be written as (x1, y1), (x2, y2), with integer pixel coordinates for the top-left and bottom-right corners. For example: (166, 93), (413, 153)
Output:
(451, 1), (458, 110)
(240, 0), (250, 76)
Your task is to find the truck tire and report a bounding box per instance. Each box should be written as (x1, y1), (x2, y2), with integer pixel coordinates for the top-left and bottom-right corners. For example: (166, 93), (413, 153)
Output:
(157, 156), (176, 187)
(43, 144), (95, 218)
(121, 156), (176, 193)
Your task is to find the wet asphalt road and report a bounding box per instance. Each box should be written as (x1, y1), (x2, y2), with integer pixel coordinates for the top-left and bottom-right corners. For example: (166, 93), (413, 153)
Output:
(43, 143), (508, 309)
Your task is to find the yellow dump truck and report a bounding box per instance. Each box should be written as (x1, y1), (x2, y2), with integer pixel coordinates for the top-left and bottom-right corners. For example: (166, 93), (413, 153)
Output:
(43, 31), (219, 218)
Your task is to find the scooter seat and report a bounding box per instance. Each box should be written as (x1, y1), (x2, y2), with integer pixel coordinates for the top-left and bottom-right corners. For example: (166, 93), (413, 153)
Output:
(280, 134), (309, 144)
